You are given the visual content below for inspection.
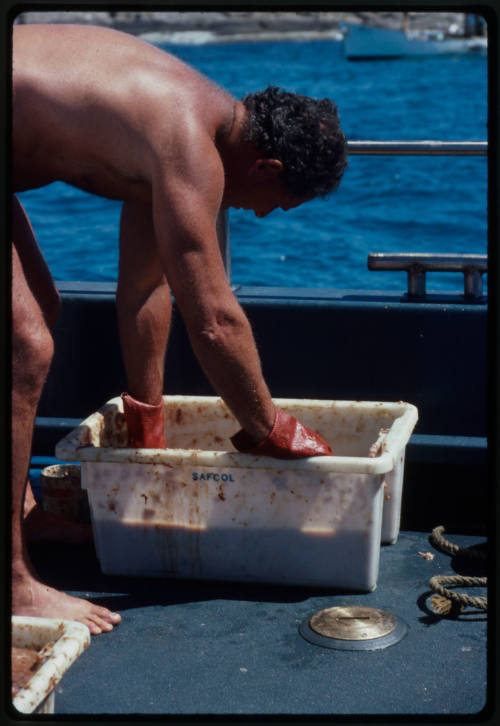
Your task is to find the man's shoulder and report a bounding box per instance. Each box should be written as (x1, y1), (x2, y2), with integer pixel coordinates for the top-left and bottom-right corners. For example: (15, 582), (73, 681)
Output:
(146, 84), (234, 159)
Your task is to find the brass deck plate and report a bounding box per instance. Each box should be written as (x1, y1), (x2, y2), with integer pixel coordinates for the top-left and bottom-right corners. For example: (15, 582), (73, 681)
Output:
(310, 606), (398, 641)
(299, 606), (408, 651)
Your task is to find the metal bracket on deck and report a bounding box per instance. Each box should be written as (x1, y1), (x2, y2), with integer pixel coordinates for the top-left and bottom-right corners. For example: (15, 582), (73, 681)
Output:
(368, 253), (487, 299)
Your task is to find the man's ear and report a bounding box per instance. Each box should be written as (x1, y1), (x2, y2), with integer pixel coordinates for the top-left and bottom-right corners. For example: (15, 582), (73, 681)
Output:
(249, 158), (283, 179)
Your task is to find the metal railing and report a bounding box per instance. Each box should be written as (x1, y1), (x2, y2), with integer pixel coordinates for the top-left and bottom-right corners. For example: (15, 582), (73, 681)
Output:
(347, 140), (487, 156)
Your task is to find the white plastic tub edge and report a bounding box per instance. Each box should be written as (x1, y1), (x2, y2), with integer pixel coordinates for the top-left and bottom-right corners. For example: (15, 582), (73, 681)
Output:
(56, 396), (418, 475)
(12, 616), (90, 714)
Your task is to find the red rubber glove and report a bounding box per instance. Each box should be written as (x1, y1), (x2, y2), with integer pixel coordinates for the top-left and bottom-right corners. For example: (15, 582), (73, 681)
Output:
(231, 410), (332, 459)
(121, 393), (166, 448)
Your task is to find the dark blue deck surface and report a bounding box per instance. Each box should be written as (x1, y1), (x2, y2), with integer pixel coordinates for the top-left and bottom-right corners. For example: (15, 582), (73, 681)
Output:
(27, 529), (488, 717)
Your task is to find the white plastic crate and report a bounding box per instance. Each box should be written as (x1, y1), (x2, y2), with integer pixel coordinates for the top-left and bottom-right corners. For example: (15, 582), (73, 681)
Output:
(56, 396), (417, 591)
(11, 616), (90, 714)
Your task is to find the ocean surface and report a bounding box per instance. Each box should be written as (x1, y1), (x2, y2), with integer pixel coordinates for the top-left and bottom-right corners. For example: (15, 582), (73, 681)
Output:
(18, 36), (488, 293)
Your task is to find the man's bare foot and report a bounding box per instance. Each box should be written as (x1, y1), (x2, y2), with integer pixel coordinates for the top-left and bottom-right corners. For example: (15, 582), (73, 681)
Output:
(23, 481), (92, 543)
(12, 572), (121, 635)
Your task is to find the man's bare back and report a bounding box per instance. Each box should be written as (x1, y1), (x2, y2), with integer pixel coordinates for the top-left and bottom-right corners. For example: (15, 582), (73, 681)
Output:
(13, 24), (234, 201)
(14, 22), (303, 484)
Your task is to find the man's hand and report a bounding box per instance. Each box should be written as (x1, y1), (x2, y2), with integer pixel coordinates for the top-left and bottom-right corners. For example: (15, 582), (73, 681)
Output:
(231, 410), (333, 459)
(122, 393), (166, 448)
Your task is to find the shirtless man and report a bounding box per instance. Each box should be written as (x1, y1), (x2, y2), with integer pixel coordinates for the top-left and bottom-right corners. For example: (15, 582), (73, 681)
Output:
(12, 23), (347, 634)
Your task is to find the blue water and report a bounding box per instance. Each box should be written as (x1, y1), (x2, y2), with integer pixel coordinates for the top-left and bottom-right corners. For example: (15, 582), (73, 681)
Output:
(18, 38), (488, 292)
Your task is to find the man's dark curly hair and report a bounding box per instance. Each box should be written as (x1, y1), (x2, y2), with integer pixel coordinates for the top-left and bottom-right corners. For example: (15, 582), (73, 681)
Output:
(242, 87), (348, 198)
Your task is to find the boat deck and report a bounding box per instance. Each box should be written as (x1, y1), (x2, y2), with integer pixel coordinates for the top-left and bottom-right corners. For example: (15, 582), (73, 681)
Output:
(17, 280), (489, 718)
(26, 495), (487, 715)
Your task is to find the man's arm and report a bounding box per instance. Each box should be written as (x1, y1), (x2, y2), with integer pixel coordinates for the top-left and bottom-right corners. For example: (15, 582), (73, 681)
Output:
(150, 140), (276, 442)
(116, 200), (172, 407)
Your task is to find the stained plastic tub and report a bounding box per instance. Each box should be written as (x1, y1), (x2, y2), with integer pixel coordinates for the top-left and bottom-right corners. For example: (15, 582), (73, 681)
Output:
(56, 396), (417, 591)
(11, 616), (90, 714)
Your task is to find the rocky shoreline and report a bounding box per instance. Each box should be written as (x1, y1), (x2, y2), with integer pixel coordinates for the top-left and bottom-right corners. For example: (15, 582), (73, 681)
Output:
(14, 10), (469, 42)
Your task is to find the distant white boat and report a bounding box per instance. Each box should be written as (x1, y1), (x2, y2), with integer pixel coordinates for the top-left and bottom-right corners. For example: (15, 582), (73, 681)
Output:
(343, 24), (487, 60)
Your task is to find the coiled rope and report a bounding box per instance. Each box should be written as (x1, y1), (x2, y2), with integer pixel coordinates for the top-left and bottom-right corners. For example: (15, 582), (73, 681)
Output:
(428, 526), (487, 615)
(430, 525), (486, 562)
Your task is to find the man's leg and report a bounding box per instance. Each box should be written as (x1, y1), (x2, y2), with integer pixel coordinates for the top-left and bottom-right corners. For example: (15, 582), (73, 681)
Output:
(11, 196), (121, 634)
(117, 200), (172, 405)
(12, 197), (91, 542)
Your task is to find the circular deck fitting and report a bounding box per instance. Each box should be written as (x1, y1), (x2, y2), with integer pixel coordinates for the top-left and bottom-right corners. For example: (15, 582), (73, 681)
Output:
(299, 606), (408, 651)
